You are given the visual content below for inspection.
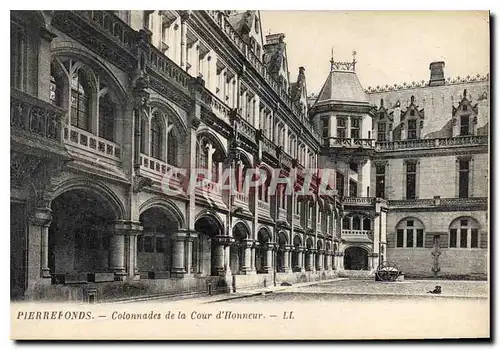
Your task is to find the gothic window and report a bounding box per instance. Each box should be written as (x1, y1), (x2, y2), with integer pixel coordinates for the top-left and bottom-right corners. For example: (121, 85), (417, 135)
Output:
(449, 217), (480, 248)
(405, 161), (417, 200)
(349, 179), (358, 197)
(407, 119), (417, 139)
(350, 118), (360, 139)
(140, 117), (147, 154)
(395, 218), (424, 248)
(352, 216), (361, 230)
(337, 117), (346, 138)
(363, 217), (371, 231)
(167, 127), (178, 166)
(375, 164), (386, 199)
(377, 122), (387, 141)
(336, 172), (345, 197)
(98, 93), (115, 142)
(321, 116), (329, 140)
(460, 115), (470, 136)
(458, 158), (470, 198)
(70, 70), (91, 131)
(342, 216), (350, 230)
(150, 114), (164, 160)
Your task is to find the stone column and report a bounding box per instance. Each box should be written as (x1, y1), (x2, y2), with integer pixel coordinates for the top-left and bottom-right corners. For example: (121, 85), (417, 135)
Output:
(171, 230), (190, 277)
(240, 239), (253, 274)
(264, 243), (275, 273)
(297, 248), (305, 272)
(185, 232), (198, 275)
(324, 251), (330, 270)
(283, 245), (292, 273)
(31, 207), (53, 279)
(250, 242), (257, 273)
(115, 221), (143, 279)
(317, 250), (324, 270)
(211, 236), (232, 276)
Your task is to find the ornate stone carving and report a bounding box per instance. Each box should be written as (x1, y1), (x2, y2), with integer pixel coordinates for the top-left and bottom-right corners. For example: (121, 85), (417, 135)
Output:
(133, 175), (153, 193)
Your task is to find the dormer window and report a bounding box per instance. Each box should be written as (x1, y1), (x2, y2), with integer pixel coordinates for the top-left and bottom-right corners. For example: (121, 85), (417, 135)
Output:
(410, 110), (415, 116)
(462, 104), (468, 111)
(460, 115), (470, 136)
(407, 119), (417, 139)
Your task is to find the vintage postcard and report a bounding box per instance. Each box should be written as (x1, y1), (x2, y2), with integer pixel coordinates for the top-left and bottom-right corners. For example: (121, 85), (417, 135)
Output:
(10, 10), (490, 340)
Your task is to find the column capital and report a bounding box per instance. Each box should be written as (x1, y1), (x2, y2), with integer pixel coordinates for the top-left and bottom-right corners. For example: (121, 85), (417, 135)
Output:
(265, 243), (276, 250)
(112, 220), (143, 235)
(242, 239), (255, 248)
(30, 207), (52, 227)
(212, 235), (235, 246)
(173, 229), (198, 240)
(284, 245), (294, 251)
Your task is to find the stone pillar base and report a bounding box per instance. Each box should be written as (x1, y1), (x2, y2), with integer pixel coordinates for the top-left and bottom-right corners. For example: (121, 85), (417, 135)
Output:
(263, 266), (273, 274)
(171, 268), (186, 278)
(41, 268), (51, 278)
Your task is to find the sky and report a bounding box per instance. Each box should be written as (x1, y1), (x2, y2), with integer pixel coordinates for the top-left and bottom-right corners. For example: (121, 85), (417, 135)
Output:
(259, 11), (490, 95)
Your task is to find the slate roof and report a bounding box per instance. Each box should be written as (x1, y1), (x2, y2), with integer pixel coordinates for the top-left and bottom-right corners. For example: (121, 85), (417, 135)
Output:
(315, 70), (369, 106)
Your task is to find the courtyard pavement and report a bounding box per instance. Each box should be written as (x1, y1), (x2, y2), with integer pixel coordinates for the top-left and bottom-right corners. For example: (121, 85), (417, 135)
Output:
(123, 278), (488, 304)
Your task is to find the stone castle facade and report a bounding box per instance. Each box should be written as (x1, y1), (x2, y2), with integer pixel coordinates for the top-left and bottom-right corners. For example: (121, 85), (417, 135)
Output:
(10, 10), (489, 302)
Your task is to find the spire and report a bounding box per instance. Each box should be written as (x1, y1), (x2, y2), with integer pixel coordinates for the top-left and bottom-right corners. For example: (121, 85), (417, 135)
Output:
(330, 47), (334, 72)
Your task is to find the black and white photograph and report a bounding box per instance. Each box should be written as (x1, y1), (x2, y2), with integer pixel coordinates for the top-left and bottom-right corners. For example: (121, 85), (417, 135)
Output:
(8, 8), (490, 340)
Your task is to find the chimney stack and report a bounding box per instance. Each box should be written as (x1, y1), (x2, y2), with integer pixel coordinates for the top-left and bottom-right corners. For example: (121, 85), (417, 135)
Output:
(429, 61), (445, 87)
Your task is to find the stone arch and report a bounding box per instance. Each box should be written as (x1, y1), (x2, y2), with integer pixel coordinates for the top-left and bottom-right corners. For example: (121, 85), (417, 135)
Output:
(194, 210), (224, 236)
(344, 245), (369, 270)
(51, 47), (128, 104)
(395, 216), (426, 230)
(196, 129), (228, 159)
(149, 98), (188, 135)
(232, 220), (250, 240)
(139, 197), (186, 228)
(49, 177), (126, 220)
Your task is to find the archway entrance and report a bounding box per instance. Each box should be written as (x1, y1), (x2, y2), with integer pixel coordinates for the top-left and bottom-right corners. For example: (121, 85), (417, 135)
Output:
(230, 222), (249, 275)
(256, 228), (271, 273)
(276, 231), (287, 272)
(344, 246), (368, 270)
(195, 215), (223, 276)
(292, 235), (302, 272)
(138, 207), (178, 277)
(49, 189), (116, 277)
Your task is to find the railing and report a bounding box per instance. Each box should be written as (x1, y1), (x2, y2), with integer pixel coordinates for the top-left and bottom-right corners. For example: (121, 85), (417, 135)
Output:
(293, 213), (301, 225)
(342, 197), (376, 206)
(280, 151), (293, 169)
(278, 208), (288, 222)
(64, 127), (121, 160)
(11, 89), (64, 143)
(261, 134), (276, 155)
(205, 10), (320, 143)
(376, 135), (488, 151)
(325, 137), (374, 148)
(440, 197), (488, 206)
(236, 114), (257, 141)
(210, 93), (232, 124)
(233, 191), (249, 204)
(258, 200), (270, 211)
(342, 230), (372, 238)
(388, 199), (435, 207)
(388, 197), (487, 208)
(147, 44), (191, 91)
(74, 11), (137, 51)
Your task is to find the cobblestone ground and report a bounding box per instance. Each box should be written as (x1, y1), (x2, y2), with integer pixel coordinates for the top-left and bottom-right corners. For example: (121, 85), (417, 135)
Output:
(299, 279), (488, 297)
(217, 279), (488, 303)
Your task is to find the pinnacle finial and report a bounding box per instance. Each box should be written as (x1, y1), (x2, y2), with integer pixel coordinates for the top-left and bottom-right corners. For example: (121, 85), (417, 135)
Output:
(330, 47), (334, 72)
(352, 50), (357, 71)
